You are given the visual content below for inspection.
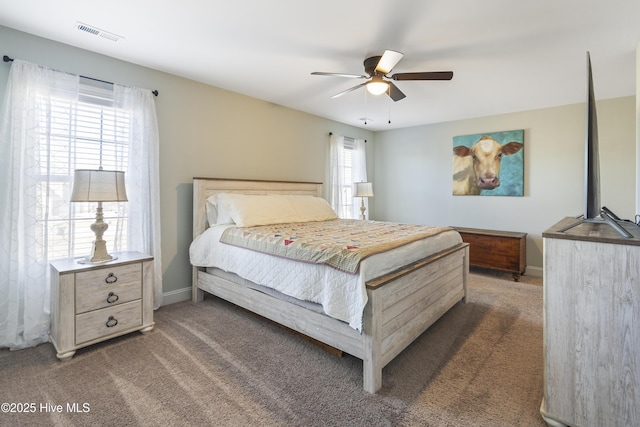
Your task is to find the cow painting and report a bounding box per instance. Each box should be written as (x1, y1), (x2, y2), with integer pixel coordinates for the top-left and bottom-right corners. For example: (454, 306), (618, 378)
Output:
(452, 130), (524, 196)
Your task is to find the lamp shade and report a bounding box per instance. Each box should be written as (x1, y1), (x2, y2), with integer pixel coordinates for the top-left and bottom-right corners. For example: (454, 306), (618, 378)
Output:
(70, 169), (128, 202)
(354, 182), (374, 198)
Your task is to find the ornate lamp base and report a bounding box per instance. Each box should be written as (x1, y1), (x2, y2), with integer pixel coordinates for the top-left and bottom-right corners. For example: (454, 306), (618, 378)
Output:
(77, 202), (117, 264)
(360, 197), (367, 220)
(77, 239), (118, 264)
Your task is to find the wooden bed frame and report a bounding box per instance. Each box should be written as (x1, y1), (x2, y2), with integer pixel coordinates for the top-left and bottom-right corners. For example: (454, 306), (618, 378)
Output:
(191, 178), (469, 393)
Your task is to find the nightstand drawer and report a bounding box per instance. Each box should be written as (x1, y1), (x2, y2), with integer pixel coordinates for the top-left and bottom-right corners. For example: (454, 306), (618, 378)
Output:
(75, 300), (142, 345)
(76, 264), (142, 314)
(76, 263), (141, 288)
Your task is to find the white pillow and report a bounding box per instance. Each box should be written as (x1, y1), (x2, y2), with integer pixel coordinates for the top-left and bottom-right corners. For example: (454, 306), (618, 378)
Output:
(205, 194), (236, 225)
(214, 196), (235, 224)
(205, 196), (218, 225)
(216, 193), (295, 227)
(214, 193), (337, 227)
(288, 195), (338, 222)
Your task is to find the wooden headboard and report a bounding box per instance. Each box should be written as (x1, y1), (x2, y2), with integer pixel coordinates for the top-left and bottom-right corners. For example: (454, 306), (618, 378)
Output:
(192, 178), (323, 238)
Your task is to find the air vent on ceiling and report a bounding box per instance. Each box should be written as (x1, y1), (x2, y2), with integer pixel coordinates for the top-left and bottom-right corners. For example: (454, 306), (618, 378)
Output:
(76, 22), (123, 42)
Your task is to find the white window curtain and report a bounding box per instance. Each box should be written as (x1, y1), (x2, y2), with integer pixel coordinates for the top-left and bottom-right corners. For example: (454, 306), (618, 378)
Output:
(327, 133), (347, 217)
(351, 138), (369, 219)
(114, 85), (163, 311)
(327, 134), (369, 219)
(0, 59), (162, 350)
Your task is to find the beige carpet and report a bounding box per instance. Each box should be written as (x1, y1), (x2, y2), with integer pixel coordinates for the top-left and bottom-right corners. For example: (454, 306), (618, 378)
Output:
(0, 270), (546, 426)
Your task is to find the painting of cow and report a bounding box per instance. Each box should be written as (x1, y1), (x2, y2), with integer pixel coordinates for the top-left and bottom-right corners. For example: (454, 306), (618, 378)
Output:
(452, 130), (524, 196)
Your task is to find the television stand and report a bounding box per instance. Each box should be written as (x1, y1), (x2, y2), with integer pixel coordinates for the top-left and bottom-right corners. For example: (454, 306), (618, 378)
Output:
(541, 217), (640, 426)
(558, 209), (633, 238)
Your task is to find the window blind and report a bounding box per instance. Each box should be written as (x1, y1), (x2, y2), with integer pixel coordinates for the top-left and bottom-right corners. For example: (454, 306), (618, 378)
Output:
(38, 78), (130, 261)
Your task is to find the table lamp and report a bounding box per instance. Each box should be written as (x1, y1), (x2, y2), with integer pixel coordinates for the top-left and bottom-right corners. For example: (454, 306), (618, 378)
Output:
(354, 182), (373, 220)
(70, 168), (128, 263)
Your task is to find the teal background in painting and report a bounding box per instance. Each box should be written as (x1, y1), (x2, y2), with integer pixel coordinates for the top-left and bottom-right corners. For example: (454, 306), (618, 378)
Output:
(452, 129), (524, 196)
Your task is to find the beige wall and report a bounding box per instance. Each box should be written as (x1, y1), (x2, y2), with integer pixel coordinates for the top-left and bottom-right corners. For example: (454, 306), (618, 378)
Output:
(1, 25), (636, 295)
(372, 96), (636, 273)
(0, 26), (374, 303)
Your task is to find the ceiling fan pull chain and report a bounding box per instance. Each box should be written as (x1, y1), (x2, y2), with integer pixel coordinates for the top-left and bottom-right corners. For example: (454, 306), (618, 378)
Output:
(388, 86), (392, 124)
(364, 90), (368, 125)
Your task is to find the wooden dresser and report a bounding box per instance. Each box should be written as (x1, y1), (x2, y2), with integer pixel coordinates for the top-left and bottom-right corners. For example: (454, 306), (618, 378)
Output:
(541, 217), (639, 427)
(49, 252), (155, 360)
(453, 227), (526, 281)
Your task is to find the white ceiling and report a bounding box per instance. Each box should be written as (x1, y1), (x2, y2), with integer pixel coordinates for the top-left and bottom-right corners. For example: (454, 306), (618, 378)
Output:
(1, 0), (639, 131)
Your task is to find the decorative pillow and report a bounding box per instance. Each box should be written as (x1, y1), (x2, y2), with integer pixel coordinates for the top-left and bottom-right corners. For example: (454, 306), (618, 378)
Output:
(214, 193), (337, 227)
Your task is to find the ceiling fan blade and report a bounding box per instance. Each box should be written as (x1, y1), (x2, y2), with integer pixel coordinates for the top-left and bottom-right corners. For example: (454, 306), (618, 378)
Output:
(375, 50), (404, 74)
(387, 82), (406, 102)
(331, 82), (367, 99)
(311, 72), (367, 79)
(391, 71), (454, 81)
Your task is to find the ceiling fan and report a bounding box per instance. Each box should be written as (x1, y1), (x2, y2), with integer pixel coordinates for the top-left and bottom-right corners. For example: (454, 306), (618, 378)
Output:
(311, 50), (453, 102)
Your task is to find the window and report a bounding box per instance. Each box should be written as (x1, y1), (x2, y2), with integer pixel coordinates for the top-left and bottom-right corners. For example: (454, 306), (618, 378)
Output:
(337, 138), (355, 218)
(38, 78), (129, 261)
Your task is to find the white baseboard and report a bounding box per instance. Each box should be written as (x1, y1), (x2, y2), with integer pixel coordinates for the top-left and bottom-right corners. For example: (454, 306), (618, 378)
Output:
(161, 286), (192, 306)
(526, 265), (543, 277)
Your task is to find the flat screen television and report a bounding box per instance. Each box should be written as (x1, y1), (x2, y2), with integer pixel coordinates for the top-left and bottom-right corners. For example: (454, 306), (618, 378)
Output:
(559, 52), (631, 237)
(584, 51), (601, 220)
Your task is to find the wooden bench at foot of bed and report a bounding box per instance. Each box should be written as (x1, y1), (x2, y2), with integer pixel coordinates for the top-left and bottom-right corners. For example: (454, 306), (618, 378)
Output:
(453, 226), (526, 281)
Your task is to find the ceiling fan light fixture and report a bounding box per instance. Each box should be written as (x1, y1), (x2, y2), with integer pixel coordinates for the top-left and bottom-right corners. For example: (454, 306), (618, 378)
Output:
(366, 81), (389, 95)
(311, 50), (452, 102)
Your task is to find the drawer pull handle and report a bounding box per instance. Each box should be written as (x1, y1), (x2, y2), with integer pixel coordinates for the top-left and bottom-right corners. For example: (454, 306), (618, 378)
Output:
(106, 292), (119, 304)
(105, 273), (118, 284)
(106, 316), (118, 328)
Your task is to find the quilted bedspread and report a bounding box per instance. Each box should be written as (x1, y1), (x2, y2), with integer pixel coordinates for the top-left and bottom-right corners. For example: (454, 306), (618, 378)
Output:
(220, 219), (453, 274)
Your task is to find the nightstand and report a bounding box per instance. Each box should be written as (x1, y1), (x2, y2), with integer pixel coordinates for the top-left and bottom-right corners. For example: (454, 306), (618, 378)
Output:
(49, 252), (155, 360)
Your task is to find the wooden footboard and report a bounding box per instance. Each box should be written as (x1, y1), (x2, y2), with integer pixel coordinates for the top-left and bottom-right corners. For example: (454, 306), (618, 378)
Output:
(194, 242), (468, 393)
(362, 243), (468, 392)
(191, 178), (469, 393)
